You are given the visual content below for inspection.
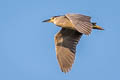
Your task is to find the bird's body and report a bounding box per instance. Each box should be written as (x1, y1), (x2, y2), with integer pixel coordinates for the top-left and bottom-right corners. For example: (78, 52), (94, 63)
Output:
(43, 13), (104, 73)
(54, 16), (75, 30)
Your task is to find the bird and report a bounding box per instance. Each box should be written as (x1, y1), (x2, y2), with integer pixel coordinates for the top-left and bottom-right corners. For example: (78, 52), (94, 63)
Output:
(42, 13), (104, 73)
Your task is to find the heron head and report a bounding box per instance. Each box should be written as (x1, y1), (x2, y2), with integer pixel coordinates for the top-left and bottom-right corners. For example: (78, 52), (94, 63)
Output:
(42, 16), (59, 23)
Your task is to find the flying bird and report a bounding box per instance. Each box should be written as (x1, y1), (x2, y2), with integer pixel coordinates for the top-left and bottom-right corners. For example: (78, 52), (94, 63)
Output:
(43, 13), (104, 73)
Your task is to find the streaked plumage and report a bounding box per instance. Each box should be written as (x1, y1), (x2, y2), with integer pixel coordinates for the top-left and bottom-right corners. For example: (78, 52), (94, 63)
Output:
(43, 13), (103, 73)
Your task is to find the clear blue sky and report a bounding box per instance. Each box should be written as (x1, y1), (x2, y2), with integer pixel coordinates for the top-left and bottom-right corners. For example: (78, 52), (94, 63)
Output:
(0, 0), (120, 80)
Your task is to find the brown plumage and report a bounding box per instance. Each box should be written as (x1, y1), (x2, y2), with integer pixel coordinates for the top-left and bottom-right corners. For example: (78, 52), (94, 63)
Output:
(43, 13), (104, 73)
(55, 28), (82, 72)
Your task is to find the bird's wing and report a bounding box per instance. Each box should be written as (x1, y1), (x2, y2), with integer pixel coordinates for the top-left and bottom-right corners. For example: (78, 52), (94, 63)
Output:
(66, 14), (93, 35)
(54, 28), (82, 73)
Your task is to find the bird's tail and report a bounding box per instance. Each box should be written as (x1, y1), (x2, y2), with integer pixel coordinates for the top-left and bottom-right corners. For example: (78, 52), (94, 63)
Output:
(92, 23), (104, 30)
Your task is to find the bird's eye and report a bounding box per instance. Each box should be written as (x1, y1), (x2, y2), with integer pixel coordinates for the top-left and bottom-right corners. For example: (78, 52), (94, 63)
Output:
(51, 17), (54, 20)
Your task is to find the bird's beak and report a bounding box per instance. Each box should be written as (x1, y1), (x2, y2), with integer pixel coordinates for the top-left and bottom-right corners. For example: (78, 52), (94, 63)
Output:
(42, 19), (51, 22)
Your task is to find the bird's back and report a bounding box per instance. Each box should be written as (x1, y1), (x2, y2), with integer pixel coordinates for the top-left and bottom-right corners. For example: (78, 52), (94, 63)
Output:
(54, 16), (76, 30)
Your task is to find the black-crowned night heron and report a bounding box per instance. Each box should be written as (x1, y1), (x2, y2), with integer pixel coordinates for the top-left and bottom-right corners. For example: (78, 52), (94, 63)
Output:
(43, 13), (104, 73)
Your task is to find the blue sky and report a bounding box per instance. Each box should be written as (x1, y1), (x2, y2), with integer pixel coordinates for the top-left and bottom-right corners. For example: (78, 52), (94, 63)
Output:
(0, 0), (120, 80)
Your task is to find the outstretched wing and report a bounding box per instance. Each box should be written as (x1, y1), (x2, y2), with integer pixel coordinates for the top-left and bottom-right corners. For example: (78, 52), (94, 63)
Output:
(54, 28), (82, 73)
(66, 13), (93, 35)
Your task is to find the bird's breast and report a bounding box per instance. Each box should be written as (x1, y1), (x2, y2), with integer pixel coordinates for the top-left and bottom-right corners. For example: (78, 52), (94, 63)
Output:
(55, 18), (75, 30)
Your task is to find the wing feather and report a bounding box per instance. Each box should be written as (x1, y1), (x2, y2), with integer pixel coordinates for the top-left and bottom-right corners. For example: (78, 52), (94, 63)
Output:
(54, 28), (82, 73)
(66, 13), (93, 35)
